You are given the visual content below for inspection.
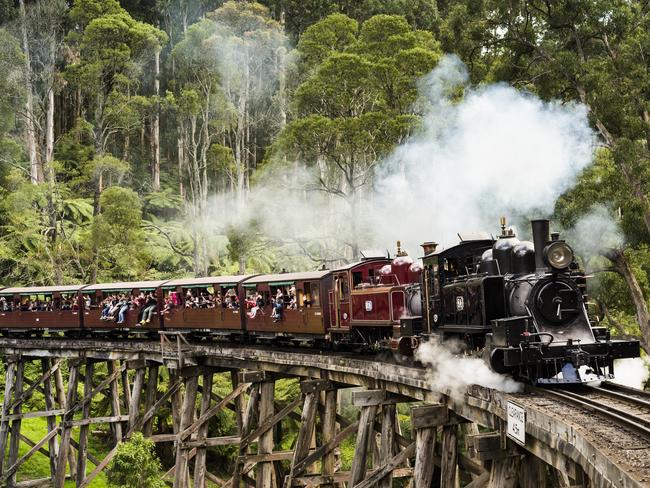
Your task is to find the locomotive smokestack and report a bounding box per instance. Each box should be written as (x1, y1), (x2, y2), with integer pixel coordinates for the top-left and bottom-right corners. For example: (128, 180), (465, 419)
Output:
(531, 219), (550, 271)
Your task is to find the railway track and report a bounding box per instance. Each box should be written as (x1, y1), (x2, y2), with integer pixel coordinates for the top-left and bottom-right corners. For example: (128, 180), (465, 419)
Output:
(541, 382), (650, 440)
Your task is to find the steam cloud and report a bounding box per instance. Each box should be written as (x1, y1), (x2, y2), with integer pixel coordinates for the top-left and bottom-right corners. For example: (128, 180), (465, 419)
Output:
(374, 55), (595, 249)
(204, 54), (596, 260)
(415, 340), (522, 396)
(611, 358), (650, 390)
(564, 204), (624, 260)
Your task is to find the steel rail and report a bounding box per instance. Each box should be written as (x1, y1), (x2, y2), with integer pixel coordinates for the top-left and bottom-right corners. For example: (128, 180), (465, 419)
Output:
(541, 387), (650, 440)
(600, 381), (650, 397)
(588, 384), (650, 412)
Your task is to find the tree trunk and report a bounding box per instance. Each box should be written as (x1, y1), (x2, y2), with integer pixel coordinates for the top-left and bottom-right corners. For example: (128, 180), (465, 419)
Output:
(605, 248), (650, 354)
(177, 123), (185, 199)
(19, 0), (41, 184)
(152, 47), (161, 191)
(238, 254), (246, 275)
(277, 46), (287, 129)
(45, 86), (54, 165)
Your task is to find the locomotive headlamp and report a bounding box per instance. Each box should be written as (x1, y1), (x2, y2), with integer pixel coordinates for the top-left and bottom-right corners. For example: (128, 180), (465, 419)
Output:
(544, 241), (574, 270)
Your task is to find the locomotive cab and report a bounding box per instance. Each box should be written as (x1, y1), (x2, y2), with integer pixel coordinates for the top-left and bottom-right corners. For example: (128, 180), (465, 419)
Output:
(421, 235), (499, 349)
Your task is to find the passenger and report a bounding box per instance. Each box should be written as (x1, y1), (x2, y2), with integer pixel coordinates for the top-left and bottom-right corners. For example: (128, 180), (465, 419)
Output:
(100, 297), (112, 319)
(84, 295), (91, 310)
(228, 295), (239, 309)
(184, 291), (194, 308)
(101, 295), (118, 320)
(116, 295), (131, 325)
(139, 293), (158, 325)
(0, 297), (6, 312)
(270, 297), (277, 319)
(162, 295), (174, 314)
(247, 294), (262, 318)
(288, 287), (297, 310)
(107, 295), (123, 321)
(273, 295), (284, 323)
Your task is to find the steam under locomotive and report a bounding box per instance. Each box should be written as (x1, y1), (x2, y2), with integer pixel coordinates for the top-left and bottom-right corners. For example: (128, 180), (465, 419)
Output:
(0, 219), (640, 386)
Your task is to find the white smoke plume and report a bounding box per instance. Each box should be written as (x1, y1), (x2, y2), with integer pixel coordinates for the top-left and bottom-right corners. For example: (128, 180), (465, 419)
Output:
(415, 339), (522, 397)
(200, 56), (594, 268)
(201, 54), (596, 264)
(611, 357), (650, 390)
(374, 55), (595, 250)
(564, 205), (624, 260)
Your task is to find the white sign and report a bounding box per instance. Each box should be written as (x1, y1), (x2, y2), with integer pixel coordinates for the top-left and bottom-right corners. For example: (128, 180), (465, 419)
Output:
(456, 296), (464, 311)
(506, 401), (526, 445)
(365, 300), (373, 312)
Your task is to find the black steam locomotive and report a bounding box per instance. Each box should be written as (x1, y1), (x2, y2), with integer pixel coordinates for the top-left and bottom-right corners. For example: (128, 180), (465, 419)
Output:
(417, 219), (640, 385)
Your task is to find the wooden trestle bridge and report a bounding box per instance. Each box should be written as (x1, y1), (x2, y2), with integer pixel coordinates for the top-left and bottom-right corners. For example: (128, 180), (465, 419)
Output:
(0, 334), (647, 488)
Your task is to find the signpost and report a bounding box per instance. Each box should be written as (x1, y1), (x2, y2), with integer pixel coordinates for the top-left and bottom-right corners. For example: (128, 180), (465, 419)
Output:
(506, 401), (526, 445)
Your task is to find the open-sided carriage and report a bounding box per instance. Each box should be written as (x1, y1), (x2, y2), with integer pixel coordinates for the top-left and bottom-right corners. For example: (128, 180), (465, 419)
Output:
(161, 275), (250, 337)
(241, 271), (332, 342)
(0, 285), (85, 333)
(81, 281), (168, 334)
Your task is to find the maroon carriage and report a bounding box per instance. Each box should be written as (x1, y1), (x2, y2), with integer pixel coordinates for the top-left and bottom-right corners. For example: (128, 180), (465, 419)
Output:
(241, 271), (332, 341)
(81, 281), (168, 332)
(329, 255), (422, 345)
(0, 285), (85, 332)
(328, 258), (391, 332)
(160, 275), (251, 335)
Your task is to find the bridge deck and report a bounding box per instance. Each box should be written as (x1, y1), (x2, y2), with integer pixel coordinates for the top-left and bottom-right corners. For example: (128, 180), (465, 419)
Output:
(0, 337), (646, 487)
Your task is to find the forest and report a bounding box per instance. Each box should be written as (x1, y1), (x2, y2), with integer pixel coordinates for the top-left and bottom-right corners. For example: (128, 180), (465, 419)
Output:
(0, 0), (649, 348)
(0, 0), (649, 485)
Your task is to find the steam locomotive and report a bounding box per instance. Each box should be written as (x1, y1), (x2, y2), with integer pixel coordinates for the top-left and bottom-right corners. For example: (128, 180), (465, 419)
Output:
(407, 218), (640, 384)
(0, 219), (640, 385)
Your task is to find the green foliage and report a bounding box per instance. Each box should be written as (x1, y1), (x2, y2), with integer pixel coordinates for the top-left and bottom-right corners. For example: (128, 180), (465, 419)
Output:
(296, 13), (359, 74)
(273, 13), (440, 257)
(91, 186), (151, 280)
(226, 222), (275, 274)
(261, 0), (438, 41)
(106, 433), (165, 488)
(0, 28), (23, 135)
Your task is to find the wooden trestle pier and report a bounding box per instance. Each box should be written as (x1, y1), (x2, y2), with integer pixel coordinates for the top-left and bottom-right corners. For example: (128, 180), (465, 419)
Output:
(0, 334), (644, 488)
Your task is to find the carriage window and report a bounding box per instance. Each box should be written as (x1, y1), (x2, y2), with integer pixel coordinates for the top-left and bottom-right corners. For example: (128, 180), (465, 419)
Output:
(21, 294), (53, 311)
(302, 282), (320, 307)
(183, 286), (216, 308)
(352, 272), (363, 288)
(60, 293), (79, 310)
(0, 296), (12, 312)
(310, 283), (320, 307)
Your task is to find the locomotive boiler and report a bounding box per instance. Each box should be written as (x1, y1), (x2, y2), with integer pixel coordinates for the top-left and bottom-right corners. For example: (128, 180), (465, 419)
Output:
(416, 218), (640, 384)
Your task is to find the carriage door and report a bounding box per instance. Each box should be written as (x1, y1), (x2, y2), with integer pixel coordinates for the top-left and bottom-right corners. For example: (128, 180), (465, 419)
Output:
(330, 272), (351, 329)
